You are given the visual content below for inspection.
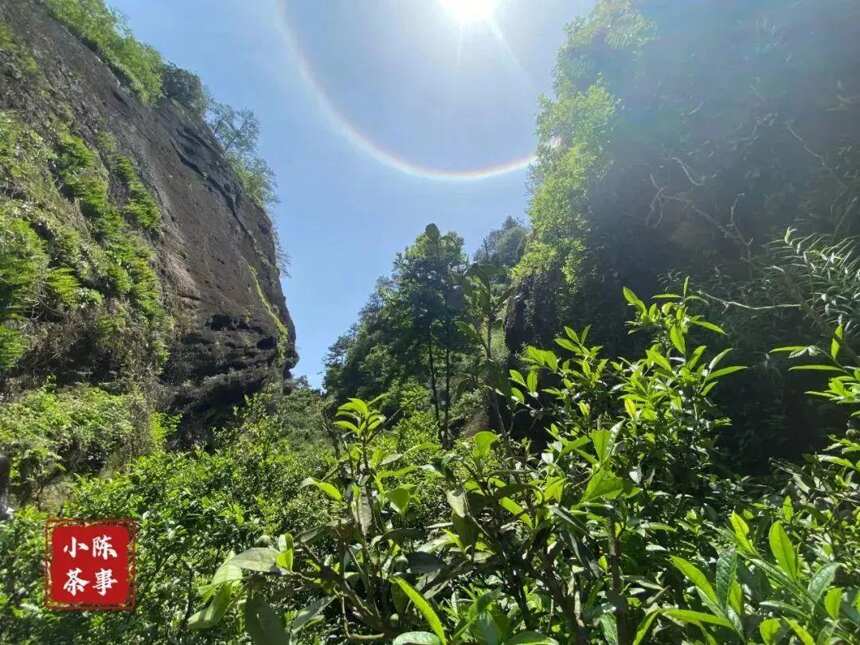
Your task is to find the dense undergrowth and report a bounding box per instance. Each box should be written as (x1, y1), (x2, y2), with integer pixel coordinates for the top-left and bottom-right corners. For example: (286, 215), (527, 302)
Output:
(1, 285), (857, 643)
(1, 0), (859, 643)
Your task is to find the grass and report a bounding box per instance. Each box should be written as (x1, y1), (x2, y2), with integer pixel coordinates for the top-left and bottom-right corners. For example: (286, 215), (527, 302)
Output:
(44, 0), (164, 104)
(115, 155), (160, 230)
(0, 111), (170, 376)
(249, 264), (290, 365)
(0, 21), (40, 77)
(0, 384), (151, 504)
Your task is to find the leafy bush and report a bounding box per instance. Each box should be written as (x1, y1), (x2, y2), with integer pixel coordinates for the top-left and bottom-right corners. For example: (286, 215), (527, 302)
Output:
(0, 387), (332, 643)
(0, 111), (170, 378)
(0, 384), (148, 504)
(205, 99), (279, 208)
(54, 129), (170, 371)
(0, 215), (48, 370)
(190, 287), (860, 643)
(0, 20), (39, 77)
(161, 63), (206, 115)
(115, 155), (160, 230)
(44, 0), (164, 103)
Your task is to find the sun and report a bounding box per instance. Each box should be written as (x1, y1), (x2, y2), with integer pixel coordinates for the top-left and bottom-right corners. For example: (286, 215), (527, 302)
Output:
(439, 0), (498, 25)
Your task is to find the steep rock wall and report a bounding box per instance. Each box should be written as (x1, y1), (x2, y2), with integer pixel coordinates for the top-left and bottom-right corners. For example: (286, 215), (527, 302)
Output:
(0, 0), (296, 433)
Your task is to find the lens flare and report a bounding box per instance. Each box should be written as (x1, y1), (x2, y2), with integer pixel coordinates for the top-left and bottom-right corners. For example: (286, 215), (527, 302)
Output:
(273, 3), (535, 183)
(439, 0), (498, 25)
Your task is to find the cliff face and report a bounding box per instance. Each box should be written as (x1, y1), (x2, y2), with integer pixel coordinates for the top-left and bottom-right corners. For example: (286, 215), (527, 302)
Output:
(0, 0), (296, 432)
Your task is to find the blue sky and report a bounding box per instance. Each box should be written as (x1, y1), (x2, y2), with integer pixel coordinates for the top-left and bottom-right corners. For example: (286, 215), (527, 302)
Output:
(109, 0), (592, 386)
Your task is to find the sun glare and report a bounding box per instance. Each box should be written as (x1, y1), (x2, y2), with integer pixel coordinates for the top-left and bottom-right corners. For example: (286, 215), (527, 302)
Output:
(439, 0), (498, 25)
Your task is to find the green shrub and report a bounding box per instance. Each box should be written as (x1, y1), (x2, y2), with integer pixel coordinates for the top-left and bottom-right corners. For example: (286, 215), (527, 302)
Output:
(0, 216), (48, 370)
(0, 20), (40, 77)
(161, 63), (206, 115)
(115, 155), (160, 230)
(0, 384), (145, 503)
(53, 129), (171, 374)
(189, 287), (860, 643)
(0, 388), (332, 644)
(44, 0), (164, 103)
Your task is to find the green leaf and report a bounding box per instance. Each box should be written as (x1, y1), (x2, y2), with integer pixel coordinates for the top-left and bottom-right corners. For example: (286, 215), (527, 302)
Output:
(392, 577), (447, 644)
(509, 370), (527, 387)
(705, 365), (747, 382)
(789, 364), (845, 373)
(506, 631), (559, 644)
(199, 554), (242, 598)
(244, 595), (289, 645)
(715, 550), (738, 611)
(729, 513), (755, 554)
(786, 619), (814, 645)
(598, 614), (618, 645)
(393, 632), (442, 645)
(580, 468), (625, 504)
(691, 319), (726, 335)
(446, 490), (467, 517)
(351, 486), (372, 536)
(831, 325), (844, 360)
(646, 347), (673, 372)
(590, 429), (613, 462)
(623, 398), (637, 417)
(230, 548), (279, 573)
(276, 547), (294, 572)
(818, 455), (855, 468)
(670, 556), (718, 607)
(807, 562), (839, 605)
(782, 496), (794, 522)
(633, 610), (660, 645)
(189, 582), (232, 630)
(499, 496), (533, 528)
(824, 587), (843, 619)
(300, 477), (343, 501)
(771, 345), (811, 354)
(387, 486), (412, 516)
(759, 617), (782, 644)
(708, 348), (732, 370)
(663, 608), (732, 628)
(473, 431), (498, 458)
(623, 286), (646, 311)
(526, 370), (538, 394)
(291, 597), (333, 633)
(669, 325), (686, 355)
(768, 522), (799, 582)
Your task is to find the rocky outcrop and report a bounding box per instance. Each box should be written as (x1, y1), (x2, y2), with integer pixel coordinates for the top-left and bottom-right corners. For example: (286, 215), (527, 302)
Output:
(0, 0), (296, 432)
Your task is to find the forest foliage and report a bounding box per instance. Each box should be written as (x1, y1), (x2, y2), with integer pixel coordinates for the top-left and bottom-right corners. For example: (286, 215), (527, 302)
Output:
(1, 0), (860, 643)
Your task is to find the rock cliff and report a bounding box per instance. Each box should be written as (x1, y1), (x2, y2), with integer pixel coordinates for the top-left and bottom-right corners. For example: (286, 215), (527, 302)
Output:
(0, 0), (296, 434)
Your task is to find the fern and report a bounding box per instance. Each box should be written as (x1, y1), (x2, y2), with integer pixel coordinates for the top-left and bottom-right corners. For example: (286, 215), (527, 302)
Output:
(768, 228), (860, 336)
(45, 267), (81, 307)
(0, 324), (27, 371)
(115, 156), (160, 230)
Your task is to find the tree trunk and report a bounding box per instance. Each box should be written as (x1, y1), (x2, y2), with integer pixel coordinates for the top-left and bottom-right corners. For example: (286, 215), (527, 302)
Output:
(426, 333), (440, 433)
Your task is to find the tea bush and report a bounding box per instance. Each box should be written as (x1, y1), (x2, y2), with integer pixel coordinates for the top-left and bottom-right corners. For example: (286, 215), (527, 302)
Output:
(0, 387), (333, 643)
(189, 289), (860, 643)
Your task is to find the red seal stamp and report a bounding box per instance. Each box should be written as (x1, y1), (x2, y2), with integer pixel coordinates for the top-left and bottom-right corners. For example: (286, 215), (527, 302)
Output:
(45, 519), (136, 611)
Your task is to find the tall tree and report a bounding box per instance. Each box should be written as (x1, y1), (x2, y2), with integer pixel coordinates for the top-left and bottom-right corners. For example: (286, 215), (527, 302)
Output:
(391, 224), (469, 444)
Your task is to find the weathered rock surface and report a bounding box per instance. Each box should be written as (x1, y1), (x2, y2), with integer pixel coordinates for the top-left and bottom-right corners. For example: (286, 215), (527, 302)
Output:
(0, 0), (296, 431)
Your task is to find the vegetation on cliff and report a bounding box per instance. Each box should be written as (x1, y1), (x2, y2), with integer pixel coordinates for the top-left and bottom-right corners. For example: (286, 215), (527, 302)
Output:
(44, 0), (277, 207)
